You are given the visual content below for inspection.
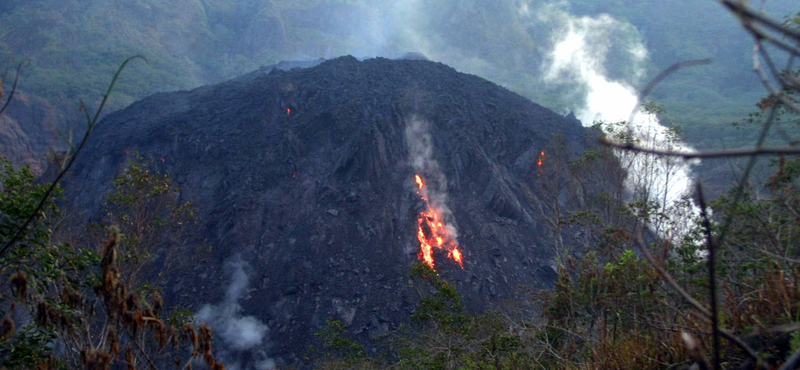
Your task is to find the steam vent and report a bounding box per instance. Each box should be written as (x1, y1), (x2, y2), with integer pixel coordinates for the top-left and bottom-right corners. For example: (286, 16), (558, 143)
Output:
(67, 56), (598, 366)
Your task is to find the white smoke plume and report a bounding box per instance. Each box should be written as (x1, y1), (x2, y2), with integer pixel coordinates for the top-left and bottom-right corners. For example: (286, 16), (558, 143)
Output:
(539, 5), (699, 238)
(196, 255), (274, 370)
(282, 0), (701, 237)
(540, 9), (647, 123)
(404, 115), (459, 243)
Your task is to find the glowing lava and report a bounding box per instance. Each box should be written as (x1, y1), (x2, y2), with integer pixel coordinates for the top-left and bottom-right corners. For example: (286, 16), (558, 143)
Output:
(414, 174), (464, 269)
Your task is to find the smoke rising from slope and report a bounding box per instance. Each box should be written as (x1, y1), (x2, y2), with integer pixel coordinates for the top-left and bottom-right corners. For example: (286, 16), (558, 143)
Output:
(283, 0), (541, 98)
(540, 6), (698, 234)
(196, 255), (274, 370)
(310, 0), (698, 234)
(405, 116), (454, 225)
(274, 0), (703, 237)
(540, 8), (647, 124)
(405, 115), (460, 247)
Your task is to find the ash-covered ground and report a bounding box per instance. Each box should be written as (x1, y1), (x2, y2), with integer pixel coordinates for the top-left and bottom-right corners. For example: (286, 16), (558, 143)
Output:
(66, 56), (602, 367)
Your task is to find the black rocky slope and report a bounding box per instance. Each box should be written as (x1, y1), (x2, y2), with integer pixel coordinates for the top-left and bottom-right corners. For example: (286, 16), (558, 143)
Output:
(66, 56), (595, 366)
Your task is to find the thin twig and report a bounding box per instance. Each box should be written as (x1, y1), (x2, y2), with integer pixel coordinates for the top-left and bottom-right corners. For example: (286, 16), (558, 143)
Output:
(634, 226), (765, 366)
(0, 60), (27, 116)
(759, 42), (790, 91)
(753, 39), (800, 113)
(125, 327), (159, 370)
(600, 137), (799, 159)
(697, 184), (721, 370)
(634, 225), (710, 318)
(627, 59), (711, 136)
(777, 347), (800, 370)
(719, 0), (800, 43)
(714, 101), (780, 254)
(0, 55), (145, 259)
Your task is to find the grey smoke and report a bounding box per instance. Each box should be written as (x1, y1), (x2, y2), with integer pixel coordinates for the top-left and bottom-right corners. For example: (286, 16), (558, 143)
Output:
(404, 115), (459, 242)
(285, 1), (546, 102)
(196, 255), (274, 370)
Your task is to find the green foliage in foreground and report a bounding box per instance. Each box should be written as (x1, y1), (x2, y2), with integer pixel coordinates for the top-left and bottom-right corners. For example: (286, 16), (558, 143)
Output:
(313, 166), (800, 369)
(311, 110), (800, 369)
(0, 155), (220, 370)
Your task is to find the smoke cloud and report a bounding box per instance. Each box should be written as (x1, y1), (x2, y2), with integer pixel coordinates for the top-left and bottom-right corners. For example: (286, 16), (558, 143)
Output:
(540, 11), (647, 126)
(540, 7), (647, 124)
(540, 5), (698, 237)
(405, 115), (459, 243)
(196, 255), (274, 370)
(284, 0), (700, 237)
(283, 1), (543, 101)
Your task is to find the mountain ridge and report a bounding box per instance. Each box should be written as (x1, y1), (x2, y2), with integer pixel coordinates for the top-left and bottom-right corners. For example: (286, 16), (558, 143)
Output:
(64, 55), (605, 367)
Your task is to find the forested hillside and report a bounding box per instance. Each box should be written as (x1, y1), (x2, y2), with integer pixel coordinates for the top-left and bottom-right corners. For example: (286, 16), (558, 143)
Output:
(2, 1), (800, 369)
(0, 0), (797, 168)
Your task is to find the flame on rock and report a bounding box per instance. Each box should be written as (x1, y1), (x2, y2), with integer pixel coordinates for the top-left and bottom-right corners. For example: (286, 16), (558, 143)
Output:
(414, 174), (464, 269)
(414, 174), (424, 189)
(537, 150), (545, 167)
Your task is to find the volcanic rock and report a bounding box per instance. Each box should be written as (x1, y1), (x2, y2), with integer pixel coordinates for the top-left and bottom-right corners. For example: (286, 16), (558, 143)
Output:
(65, 56), (598, 367)
(0, 92), (66, 172)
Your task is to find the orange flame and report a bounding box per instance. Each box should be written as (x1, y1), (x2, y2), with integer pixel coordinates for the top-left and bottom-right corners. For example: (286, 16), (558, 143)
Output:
(414, 174), (464, 269)
(286, 108), (292, 115)
(537, 150), (545, 166)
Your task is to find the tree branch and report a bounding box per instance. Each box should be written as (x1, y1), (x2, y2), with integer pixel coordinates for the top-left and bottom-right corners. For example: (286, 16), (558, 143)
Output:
(696, 184), (721, 370)
(634, 225), (764, 366)
(719, 0), (800, 44)
(0, 60), (27, 117)
(0, 56), (145, 259)
(600, 137), (800, 159)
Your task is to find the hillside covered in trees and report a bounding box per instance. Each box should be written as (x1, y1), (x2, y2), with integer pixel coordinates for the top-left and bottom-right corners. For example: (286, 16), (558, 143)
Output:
(1, 1), (800, 369)
(0, 0), (797, 168)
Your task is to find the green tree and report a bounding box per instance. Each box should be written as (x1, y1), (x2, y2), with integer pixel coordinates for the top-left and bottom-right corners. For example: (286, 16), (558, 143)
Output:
(0, 57), (221, 369)
(101, 153), (209, 290)
(0, 155), (226, 370)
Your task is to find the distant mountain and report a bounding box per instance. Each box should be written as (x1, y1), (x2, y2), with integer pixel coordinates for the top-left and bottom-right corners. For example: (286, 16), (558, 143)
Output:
(2, 0), (795, 170)
(64, 56), (610, 367)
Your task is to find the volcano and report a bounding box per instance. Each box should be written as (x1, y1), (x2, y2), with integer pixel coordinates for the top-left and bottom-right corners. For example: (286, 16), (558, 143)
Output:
(66, 56), (601, 366)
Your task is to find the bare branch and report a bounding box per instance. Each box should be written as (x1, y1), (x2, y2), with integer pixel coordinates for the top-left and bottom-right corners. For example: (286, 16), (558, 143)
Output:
(0, 60), (27, 117)
(0, 55), (146, 259)
(626, 59), (711, 136)
(600, 137), (800, 159)
(634, 225), (710, 319)
(634, 226), (764, 366)
(753, 39), (800, 113)
(720, 0), (800, 45)
(777, 348), (800, 370)
(696, 184), (721, 370)
(713, 99), (781, 253)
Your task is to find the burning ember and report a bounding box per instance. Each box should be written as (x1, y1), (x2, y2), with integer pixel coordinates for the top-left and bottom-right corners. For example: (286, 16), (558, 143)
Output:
(537, 150), (545, 166)
(286, 108), (292, 115)
(414, 174), (464, 269)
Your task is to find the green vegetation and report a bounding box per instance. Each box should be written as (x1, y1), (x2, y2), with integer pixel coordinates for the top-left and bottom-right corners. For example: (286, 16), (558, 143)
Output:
(2, 2), (799, 369)
(1, 0), (795, 157)
(0, 154), (221, 369)
(306, 149), (800, 369)
(311, 23), (800, 364)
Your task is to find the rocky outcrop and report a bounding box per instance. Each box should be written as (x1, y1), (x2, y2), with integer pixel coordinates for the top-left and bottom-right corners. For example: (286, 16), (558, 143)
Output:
(0, 93), (66, 172)
(65, 56), (596, 367)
